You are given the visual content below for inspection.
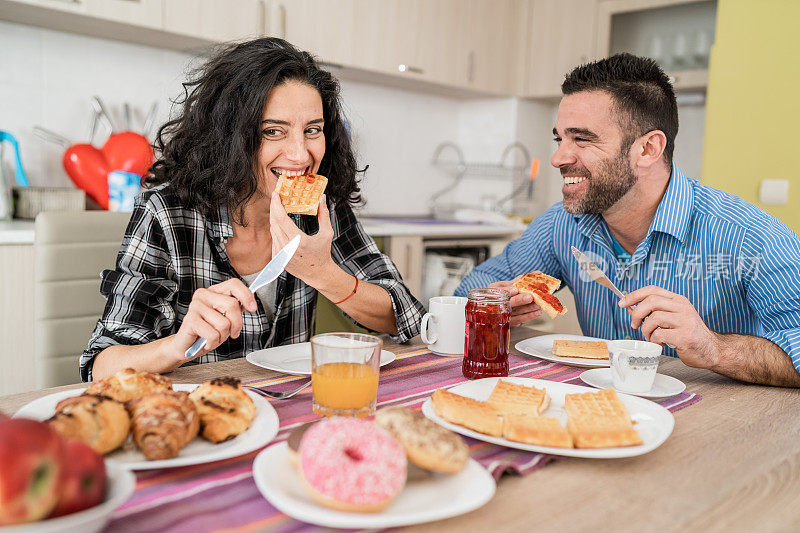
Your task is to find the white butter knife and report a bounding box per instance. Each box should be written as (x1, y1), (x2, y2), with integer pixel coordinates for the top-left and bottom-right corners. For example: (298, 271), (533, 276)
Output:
(185, 235), (301, 359)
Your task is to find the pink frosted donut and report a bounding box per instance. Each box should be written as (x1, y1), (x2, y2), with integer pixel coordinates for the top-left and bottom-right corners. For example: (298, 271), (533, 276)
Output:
(299, 417), (407, 513)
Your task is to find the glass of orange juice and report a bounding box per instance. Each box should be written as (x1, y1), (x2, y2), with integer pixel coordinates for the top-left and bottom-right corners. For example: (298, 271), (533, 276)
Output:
(310, 332), (382, 417)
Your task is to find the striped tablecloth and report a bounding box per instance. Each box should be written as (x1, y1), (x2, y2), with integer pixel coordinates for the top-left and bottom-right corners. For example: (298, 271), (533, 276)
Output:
(105, 348), (702, 533)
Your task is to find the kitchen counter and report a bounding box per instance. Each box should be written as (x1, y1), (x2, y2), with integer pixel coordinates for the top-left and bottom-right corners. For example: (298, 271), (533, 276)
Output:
(0, 217), (526, 245)
(0, 219), (35, 244)
(360, 216), (525, 237)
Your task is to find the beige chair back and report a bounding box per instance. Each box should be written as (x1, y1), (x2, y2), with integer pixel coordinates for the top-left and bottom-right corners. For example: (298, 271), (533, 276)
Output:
(34, 211), (130, 387)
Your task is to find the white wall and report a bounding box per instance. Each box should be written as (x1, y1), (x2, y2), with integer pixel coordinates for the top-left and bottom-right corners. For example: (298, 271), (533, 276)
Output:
(0, 21), (521, 217)
(0, 20), (706, 220)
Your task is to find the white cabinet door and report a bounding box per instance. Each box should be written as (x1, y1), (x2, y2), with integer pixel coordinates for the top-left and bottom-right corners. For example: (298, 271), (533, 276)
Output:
(164, 0), (264, 42)
(84, 0), (162, 29)
(270, 0), (356, 67)
(463, 0), (520, 95)
(524, 0), (598, 98)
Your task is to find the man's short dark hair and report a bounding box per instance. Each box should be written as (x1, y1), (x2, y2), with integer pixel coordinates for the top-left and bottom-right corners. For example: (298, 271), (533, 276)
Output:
(561, 53), (678, 166)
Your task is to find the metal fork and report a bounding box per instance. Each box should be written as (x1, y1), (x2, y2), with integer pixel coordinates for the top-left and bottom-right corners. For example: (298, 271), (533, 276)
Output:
(243, 380), (310, 400)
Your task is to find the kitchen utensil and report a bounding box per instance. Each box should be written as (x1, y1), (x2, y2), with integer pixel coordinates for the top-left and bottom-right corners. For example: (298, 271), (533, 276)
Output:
(123, 102), (132, 130)
(185, 235), (302, 358)
(93, 95), (118, 132)
(142, 102), (158, 137)
(243, 380), (310, 400)
(571, 246), (626, 300)
(571, 246), (676, 348)
(32, 126), (72, 148)
(0, 130), (30, 186)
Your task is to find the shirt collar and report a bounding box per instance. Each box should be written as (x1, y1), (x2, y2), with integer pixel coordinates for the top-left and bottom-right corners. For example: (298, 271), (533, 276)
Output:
(571, 162), (693, 245)
(646, 162), (694, 244)
(207, 204), (233, 242)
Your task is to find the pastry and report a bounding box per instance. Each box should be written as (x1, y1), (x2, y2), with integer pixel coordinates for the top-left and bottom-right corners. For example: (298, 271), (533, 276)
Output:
(374, 407), (469, 473)
(188, 377), (257, 443)
(128, 390), (200, 460)
(552, 339), (609, 359)
(48, 394), (130, 454)
(275, 172), (328, 215)
(298, 417), (406, 513)
(486, 380), (550, 416)
(85, 367), (172, 403)
(430, 388), (502, 437)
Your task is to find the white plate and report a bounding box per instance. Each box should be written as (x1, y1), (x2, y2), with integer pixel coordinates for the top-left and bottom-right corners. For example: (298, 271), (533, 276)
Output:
(253, 442), (495, 529)
(14, 384), (279, 470)
(1, 462), (135, 533)
(246, 342), (397, 375)
(421, 377), (674, 459)
(579, 368), (686, 399)
(515, 334), (611, 368)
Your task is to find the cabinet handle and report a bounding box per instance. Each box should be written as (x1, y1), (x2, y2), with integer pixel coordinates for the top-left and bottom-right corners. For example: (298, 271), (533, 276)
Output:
(398, 64), (424, 75)
(468, 51), (475, 83)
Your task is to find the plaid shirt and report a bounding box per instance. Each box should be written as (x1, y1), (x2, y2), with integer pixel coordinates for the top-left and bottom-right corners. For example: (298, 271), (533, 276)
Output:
(80, 184), (424, 382)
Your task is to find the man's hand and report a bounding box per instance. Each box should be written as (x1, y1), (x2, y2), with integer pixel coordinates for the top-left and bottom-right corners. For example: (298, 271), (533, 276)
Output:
(488, 278), (542, 327)
(620, 285), (721, 369)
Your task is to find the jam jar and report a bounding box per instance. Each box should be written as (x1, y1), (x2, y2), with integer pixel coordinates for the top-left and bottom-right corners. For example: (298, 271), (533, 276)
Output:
(463, 288), (511, 379)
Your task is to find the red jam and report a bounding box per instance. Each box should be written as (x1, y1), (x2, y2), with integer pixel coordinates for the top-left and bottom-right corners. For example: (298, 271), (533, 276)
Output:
(463, 288), (511, 379)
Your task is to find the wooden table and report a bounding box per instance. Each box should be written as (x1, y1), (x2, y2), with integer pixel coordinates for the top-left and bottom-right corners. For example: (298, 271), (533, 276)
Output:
(2, 328), (799, 532)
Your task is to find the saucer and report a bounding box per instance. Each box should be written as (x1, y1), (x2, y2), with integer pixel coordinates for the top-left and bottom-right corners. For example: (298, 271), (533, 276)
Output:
(579, 368), (686, 399)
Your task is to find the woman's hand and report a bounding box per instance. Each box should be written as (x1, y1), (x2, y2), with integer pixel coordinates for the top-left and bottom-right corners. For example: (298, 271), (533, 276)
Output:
(165, 278), (257, 368)
(269, 192), (336, 286)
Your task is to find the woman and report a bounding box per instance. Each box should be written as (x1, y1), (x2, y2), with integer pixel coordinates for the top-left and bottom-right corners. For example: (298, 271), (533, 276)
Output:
(81, 38), (424, 382)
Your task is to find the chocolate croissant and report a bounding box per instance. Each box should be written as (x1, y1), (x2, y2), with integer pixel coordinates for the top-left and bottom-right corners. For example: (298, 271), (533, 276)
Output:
(128, 390), (200, 460)
(189, 378), (257, 443)
(49, 394), (131, 454)
(85, 367), (172, 403)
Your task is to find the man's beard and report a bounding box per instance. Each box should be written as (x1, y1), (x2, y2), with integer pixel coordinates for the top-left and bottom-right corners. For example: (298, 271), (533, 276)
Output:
(562, 150), (637, 215)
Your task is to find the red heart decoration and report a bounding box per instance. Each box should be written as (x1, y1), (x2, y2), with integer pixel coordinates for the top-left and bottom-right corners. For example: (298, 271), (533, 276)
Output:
(63, 143), (110, 209)
(102, 131), (153, 177)
(62, 131), (153, 210)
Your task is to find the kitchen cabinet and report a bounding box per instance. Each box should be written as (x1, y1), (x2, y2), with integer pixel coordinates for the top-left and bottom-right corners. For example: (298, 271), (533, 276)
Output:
(84, 0), (162, 29)
(464, 0), (523, 95)
(523, 0), (599, 98)
(267, 0), (357, 68)
(595, 0), (715, 91)
(164, 0), (264, 42)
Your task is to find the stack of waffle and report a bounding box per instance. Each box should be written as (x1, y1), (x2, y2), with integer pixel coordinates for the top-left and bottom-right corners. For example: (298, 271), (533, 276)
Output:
(431, 381), (641, 449)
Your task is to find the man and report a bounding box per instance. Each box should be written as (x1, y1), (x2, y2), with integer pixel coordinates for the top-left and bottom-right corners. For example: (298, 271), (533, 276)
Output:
(455, 53), (800, 387)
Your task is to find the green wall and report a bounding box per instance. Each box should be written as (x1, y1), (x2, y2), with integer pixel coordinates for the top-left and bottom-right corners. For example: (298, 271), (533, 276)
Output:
(701, 0), (800, 234)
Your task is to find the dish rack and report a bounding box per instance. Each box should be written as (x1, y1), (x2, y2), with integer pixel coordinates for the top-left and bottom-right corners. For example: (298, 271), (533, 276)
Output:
(429, 141), (535, 218)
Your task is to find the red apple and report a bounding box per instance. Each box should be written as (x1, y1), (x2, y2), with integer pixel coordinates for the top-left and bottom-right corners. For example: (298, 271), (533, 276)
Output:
(0, 418), (63, 525)
(49, 439), (107, 518)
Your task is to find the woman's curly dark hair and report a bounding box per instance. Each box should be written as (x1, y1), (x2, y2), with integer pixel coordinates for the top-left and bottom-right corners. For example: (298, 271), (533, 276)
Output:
(147, 37), (361, 224)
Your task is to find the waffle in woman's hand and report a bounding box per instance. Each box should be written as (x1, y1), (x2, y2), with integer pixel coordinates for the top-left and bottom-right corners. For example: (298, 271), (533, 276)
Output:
(275, 172), (328, 215)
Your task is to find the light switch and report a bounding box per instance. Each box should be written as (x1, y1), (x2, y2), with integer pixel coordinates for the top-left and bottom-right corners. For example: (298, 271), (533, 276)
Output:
(759, 179), (789, 205)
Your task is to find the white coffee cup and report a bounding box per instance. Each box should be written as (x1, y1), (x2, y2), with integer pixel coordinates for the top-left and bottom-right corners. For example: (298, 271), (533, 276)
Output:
(608, 340), (662, 393)
(420, 296), (467, 356)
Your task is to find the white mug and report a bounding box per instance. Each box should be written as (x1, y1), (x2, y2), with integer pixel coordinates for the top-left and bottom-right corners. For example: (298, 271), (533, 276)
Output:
(608, 340), (662, 393)
(420, 296), (467, 356)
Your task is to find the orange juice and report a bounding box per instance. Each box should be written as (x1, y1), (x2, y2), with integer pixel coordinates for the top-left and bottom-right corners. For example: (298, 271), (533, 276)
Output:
(311, 362), (379, 416)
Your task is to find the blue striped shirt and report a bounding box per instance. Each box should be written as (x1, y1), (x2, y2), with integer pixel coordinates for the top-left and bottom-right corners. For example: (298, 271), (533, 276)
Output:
(455, 163), (800, 373)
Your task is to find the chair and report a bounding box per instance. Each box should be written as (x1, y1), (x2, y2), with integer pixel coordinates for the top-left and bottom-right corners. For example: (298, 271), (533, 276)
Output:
(34, 211), (130, 387)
